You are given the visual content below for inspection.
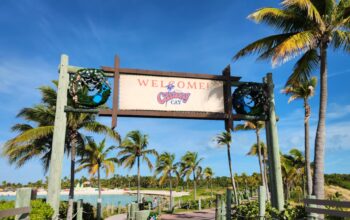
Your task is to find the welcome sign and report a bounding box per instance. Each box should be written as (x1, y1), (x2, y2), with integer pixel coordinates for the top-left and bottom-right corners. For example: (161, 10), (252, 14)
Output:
(119, 74), (225, 113)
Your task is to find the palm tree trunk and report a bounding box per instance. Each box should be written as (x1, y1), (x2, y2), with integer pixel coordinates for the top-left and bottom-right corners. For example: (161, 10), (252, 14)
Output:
(256, 129), (269, 200)
(210, 179), (213, 198)
(193, 172), (197, 200)
(67, 131), (77, 220)
(97, 165), (102, 220)
(137, 156), (141, 203)
(227, 144), (238, 205)
(304, 98), (313, 196)
(313, 42), (327, 200)
(169, 173), (173, 211)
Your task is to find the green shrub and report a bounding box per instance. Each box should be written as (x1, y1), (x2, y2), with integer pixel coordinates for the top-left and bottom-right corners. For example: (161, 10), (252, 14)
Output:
(59, 200), (95, 220)
(30, 200), (54, 220)
(232, 201), (306, 220)
(0, 200), (15, 220)
(0, 200), (53, 220)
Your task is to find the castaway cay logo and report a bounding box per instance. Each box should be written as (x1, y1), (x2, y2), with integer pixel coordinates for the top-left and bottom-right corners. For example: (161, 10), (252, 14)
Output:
(157, 82), (191, 105)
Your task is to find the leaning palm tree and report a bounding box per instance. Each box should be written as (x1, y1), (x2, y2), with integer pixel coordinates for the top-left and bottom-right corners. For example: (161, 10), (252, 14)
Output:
(2, 82), (120, 219)
(180, 151), (203, 200)
(203, 167), (214, 198)
(154, 152), (180, 211)
(233, 0), (350, 199)
(235, 121), (268, 197)
(246, 142), (269, 197)
(282, 77), (317, 196)
(214, 131), (238, 204)
(76, 137), (118, 220)
(117, 130), (158, 203)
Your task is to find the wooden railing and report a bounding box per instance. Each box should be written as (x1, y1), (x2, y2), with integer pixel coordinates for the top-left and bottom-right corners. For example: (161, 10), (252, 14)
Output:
(0, 207), (31, 219)
(304, 198), (350, 218)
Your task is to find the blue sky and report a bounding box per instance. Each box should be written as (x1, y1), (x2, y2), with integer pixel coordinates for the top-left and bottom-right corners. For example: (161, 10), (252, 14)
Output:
(1, 0), (350, 184)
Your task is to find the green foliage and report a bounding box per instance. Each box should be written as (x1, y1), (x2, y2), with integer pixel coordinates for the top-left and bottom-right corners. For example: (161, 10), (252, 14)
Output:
(232, 201), (306, 220)
(147, 212), (159, 220)
(59, 200), (95, 220)
(0, 200), (53, 220)
(325, 174), (350, 190)
(29, 200), (54, 220)
(0, 200), (15, 220)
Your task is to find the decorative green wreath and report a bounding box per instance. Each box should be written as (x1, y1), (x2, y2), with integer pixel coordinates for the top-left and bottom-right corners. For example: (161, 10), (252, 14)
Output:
(69, 68), (111, 108)
(232, 82), (269, 116)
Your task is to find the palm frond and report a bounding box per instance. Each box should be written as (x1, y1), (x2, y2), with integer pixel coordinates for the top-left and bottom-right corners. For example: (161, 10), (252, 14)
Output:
(285, 49), (319, 85)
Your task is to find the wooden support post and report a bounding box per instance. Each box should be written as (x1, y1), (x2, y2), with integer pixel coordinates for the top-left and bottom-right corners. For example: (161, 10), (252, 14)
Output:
(264, 118), (276, 207)
(77, 199), (83, 220)
(223, 65), (233, 131)
(127, 204), (131, 220)
(265, 73), (284, 211)
(15, 188), (32, 220)
(47, 54), (69, 218)
(258, 186), (266, 220)
(111, 55), (120, 129)
(226, 188), (232, 220)
(215, 194), (221, 220)
(221, 199), (226, 220)
(307, 195), (318, 220)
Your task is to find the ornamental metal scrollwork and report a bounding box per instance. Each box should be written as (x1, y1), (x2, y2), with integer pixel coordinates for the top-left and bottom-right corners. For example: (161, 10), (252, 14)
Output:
(69, 68), (111, 108)
(232, 82), (269, 116)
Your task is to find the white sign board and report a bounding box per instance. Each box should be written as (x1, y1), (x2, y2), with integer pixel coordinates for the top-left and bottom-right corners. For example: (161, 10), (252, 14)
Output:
(119, 74), (224, 113)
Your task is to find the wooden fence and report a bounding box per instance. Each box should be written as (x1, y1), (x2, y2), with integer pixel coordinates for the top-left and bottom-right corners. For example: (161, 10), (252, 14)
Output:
(304, 197), (350, 219)
(0, 188), (34, 220)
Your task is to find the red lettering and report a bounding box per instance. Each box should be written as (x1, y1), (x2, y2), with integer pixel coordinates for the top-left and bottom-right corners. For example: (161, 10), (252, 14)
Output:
(199, 82), (205, 89)
(152, 80), (158, 87)
(187, 81), (196, 89)
(177, 81), (185, 88)
(137, 79), (148, 86)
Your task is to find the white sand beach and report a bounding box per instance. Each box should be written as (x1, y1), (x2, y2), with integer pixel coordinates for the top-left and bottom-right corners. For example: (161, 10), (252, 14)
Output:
(0, 187), (189, 197)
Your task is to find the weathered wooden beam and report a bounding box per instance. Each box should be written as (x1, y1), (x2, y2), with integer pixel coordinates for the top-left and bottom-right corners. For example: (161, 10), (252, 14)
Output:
(305, 207), (350, 218)
(304, 199), (350, 208)
(0, 207), (30, 218)
(64, 106), (99, 113)
(111, 56), (120, 129)
(47, 54), (69, 218)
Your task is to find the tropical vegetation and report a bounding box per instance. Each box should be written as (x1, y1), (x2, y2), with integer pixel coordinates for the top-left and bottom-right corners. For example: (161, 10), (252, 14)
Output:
(233, 0), (350, 199)
(154, 152), (180, 211)
(214, 130), (239, 204)
(76, 137), (119, 220)
(283, 76), (317, 196)
(117, 130), (158, 203)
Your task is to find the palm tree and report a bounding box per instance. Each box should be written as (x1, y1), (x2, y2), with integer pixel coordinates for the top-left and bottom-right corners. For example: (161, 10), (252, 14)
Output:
(76, 137), (118, 220)
(282, 77), (317, 196)
(117, 130), (158, 203)
(203, 167), (214, 198)
(154, 152), (180, 211)
(235, 121), (268, 198)
(233, 0), (350, 199)
(281, 148), (305, 200)
(214, 131), (238, 204)
(246, 141), (269, 197)
(180, 151), (203, 200)
(2, 82), (120, 219)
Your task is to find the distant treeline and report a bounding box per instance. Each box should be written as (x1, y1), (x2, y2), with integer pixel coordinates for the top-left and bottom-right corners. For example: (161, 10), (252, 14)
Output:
(325, 174), (350, 190)
(2, 173), (349, 191)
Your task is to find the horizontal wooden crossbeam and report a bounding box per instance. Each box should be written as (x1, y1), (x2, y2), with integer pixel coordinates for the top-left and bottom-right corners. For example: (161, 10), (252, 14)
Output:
(0, 207), (30, 218)
(101, 66), (241, 81)
(304, 198), (350, 208)
(305, 207), (350, 218)
(98, 109), (268, 121)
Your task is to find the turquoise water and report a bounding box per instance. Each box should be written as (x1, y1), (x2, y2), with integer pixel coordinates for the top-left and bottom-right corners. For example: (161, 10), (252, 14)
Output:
(0, 194), (138, 206)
